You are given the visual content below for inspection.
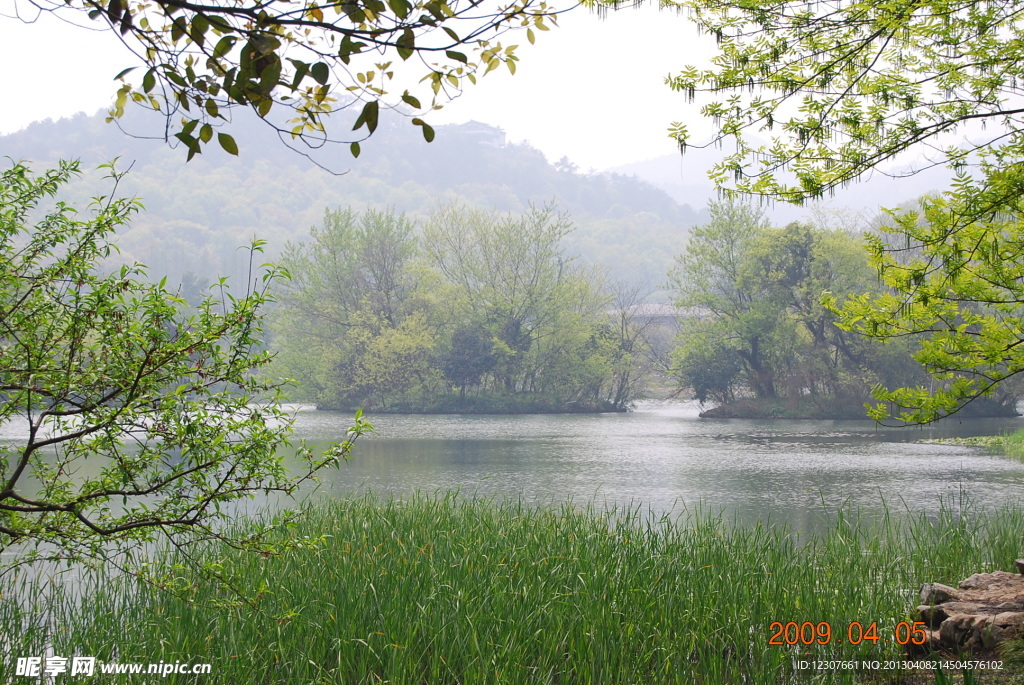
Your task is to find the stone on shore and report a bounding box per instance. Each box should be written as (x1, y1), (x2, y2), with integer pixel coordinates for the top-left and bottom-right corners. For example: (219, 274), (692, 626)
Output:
(911, 562), (1024, 655)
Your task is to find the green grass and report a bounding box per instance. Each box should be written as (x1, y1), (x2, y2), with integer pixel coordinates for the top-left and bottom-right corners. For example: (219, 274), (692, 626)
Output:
(1002, 430), (1024, 459)
(928, 428), (1024, 461)
(4, 494), (1023, 684)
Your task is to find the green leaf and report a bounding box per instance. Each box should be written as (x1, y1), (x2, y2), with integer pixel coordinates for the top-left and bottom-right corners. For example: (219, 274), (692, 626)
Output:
(396, 28), (415, 61)
(170, 16), (188, 43)
(337, 36), (366, 64)
(288, 59), (310, 89)
(213, 35), (235, 58)
(387, 0), (411, 19)
(251, 34), (281, 55)
(106, 0), (123, 23)
(400, 92), (421, 109)
(174, 132), (200, 160)
(310, 62), (330, 86)
(191, 13), (210, 47)
(412, 118), (435, 142)
(218, 132), (239, 155)
(445, 50), (467, 64)
(206, 14), (232, 32)
(259, 55), (283, 92)
(350, 141), (361, 157)
(165, 69), (187, 88)
(353, 100), (379, 134)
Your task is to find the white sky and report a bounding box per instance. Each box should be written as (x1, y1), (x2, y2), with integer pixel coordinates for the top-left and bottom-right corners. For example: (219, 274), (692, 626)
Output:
(0, 2), (715, 171)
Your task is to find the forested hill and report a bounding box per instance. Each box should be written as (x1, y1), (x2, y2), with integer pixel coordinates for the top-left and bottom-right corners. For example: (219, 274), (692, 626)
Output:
(1, 110), (706, 288)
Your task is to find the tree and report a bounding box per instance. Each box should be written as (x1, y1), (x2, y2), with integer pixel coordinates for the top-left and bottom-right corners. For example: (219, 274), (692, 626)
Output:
(829, 195), (1024, 423)
(653, 0), (1024, 420)
(0, 160), (369, 570)
(669, 199), (782, 399)
(661, 0), (1024, 204)
(272, 207), (435, 409)
(274, 202), (637, 412)
(603, 280), (660, 410)
(669, 198), (921, 412)
(421, 203), (610, 399)
(441, 325), (498, 398)
(19, 0), (554, 159)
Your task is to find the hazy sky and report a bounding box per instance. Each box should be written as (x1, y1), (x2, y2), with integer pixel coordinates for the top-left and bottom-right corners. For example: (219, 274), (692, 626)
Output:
(0, 2), (715, 171)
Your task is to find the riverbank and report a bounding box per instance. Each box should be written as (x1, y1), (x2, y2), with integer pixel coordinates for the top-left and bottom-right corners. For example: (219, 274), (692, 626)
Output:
(699, 396), (1021, 420)
(4, 494), (1023, 683)
(317, 394), (627, 414)
(929, 428), (1024, 462)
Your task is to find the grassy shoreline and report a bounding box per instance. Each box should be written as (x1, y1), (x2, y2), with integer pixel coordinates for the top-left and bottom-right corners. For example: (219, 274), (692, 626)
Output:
(4, 494), (1023, 683)
(927, 427), (1024, 461)
(699, 397), (1021, 421)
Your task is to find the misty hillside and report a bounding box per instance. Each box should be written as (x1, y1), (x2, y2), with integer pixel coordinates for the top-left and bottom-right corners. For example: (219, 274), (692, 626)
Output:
(612, 146), (955, 226)
(1, 110), (707, 289)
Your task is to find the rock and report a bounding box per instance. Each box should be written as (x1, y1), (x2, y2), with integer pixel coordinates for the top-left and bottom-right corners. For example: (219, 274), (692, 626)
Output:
(920, 582), (960, 604)
(917, 603), (950, 628)
(912, 567), (1024, 656)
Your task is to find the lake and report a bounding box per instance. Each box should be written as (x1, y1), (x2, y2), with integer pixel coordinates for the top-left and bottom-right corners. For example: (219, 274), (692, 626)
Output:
(289, 400), (1024, 530)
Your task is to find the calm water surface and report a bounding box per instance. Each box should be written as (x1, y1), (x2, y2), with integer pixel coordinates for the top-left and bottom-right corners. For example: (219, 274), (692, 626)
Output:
(291, 401), (1024, 529)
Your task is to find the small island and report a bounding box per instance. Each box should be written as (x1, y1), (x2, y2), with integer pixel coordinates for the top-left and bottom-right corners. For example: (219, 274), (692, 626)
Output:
(272, 207), (664, 415)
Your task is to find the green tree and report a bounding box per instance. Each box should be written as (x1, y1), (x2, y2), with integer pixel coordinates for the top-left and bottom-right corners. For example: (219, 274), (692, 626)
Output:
(441, 325), (497, 398)
(830, 196), (1024, 423)
(275, 202), (637, 412)
(659, 0), (1024, 204)
(670, 199), (782, 399)
(273, 207), (433, 409)
(0, 160), (368, 567)
(22, 0), (554, 159)
(603, 280), (660, 410)
(673, 340), (743, 405)
(422, 203), (611, 402)
(670, 198), (915, 412)
(346, 311), (441, 408)
(645, 0), (1024, 420)
(744, 221), (885, 400)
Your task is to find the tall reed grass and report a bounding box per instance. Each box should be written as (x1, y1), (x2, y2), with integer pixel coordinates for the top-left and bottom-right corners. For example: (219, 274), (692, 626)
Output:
(1001, 430), (1024, 460)
(3, 493), (1022, 683)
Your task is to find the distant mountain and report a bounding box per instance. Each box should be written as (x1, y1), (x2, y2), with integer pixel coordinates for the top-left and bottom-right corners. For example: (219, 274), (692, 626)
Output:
(611, 148), (954, 226)
(1, 110), (707, 290)
(611, 147), (719, 210)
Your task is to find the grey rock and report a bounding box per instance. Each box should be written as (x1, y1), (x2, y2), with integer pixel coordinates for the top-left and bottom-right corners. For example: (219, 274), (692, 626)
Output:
(912, 567), (1024, 656)
(920, 582), (960, 604)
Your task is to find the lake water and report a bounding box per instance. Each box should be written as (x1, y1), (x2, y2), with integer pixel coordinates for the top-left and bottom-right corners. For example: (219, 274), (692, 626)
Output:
(290, 400), (1024, 530)
(4, 400), (1023, 532)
